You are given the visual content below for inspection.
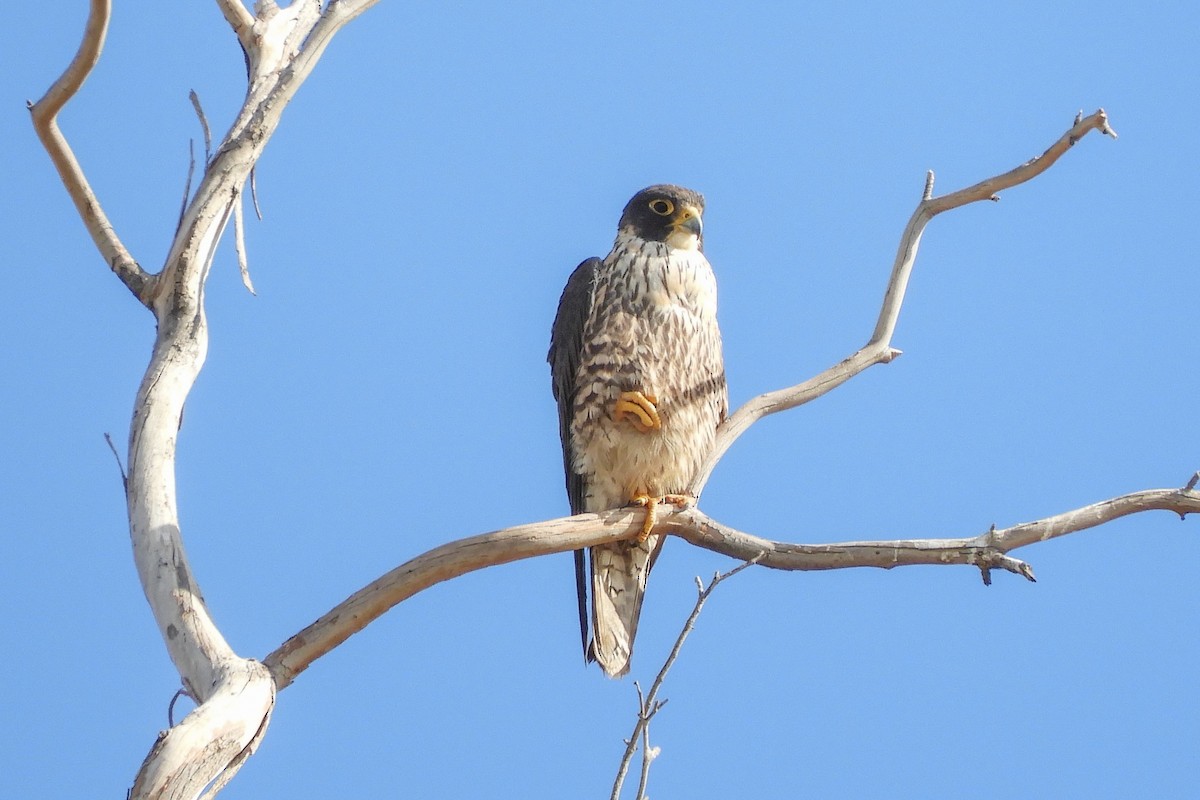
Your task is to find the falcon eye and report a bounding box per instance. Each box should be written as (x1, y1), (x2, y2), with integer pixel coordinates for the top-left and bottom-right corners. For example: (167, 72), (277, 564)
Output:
(648, 198), (674, 216)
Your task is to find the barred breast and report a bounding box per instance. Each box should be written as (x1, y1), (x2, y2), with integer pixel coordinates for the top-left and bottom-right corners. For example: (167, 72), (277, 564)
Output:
(570, 237), (727, 512)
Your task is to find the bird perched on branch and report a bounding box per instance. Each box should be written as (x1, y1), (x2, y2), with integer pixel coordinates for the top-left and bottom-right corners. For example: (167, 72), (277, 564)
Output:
(548, 185), (728, 677)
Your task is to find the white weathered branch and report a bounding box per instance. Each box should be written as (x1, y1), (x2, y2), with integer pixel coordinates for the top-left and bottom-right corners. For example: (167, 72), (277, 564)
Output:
(129, 669), (274, 800)
(215, 0), (254, 50)
(688, 110), (1119, 496)
(34, 3), (377, 799)
(264, 480), (1198, 689)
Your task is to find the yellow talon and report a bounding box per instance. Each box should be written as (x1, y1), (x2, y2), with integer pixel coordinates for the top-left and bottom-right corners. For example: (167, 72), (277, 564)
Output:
(613, 390), (661, 432)
(631, 495), (657, 542)
(630, 493), (695, 542)
(661, 493), (694, 511)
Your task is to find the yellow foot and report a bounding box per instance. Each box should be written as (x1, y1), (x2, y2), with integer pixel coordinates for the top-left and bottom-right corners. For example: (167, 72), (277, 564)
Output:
(661, 493), (695, 512)
(630, 493), (696, 542)
(613, 390), (660, 433)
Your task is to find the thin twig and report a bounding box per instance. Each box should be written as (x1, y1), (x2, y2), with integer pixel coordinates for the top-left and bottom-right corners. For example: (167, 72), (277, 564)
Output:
(104, 431), (127, 489)
(250, 167), (263, 220)
(635, 699), (655, 800)
(611, 688), (640, 800)
(177, 140), (196, 236)
(611, 556), (762, 800)
(167, 688), (189, 727)
(622, 682), (655, 800)
(233, 191), (256, 294)
(189, 90), (213, 166)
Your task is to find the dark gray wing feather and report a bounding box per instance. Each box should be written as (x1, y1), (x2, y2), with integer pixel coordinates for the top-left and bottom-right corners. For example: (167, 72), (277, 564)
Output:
(548, 256), (600, 663)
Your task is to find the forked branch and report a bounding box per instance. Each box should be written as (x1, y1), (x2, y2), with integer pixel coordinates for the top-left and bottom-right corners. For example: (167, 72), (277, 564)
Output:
(33, 2), (381, 798)
(688, 110), (1119, 496)
(611, 558), (761, 800)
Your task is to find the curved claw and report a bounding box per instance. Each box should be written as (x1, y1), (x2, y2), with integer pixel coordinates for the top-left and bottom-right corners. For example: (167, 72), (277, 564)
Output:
(631, 495), (657, 541)
(613, 390), (661, 432)
(630, 493), (696, 542)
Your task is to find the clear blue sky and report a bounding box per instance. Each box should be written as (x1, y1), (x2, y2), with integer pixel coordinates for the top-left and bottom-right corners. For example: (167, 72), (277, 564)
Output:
(4, 2), (1198, 797)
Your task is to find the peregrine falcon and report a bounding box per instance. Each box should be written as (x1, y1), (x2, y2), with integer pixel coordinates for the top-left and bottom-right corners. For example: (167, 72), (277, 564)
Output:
(548, 185), (728, 677)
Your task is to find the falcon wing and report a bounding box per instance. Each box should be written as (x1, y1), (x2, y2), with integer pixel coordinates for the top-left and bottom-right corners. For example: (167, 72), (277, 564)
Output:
(548, 256), (601, 662)
(548, 257), (598, 515)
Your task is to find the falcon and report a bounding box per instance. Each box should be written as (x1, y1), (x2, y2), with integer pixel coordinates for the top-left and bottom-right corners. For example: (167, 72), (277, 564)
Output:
(548, 185), (728, 677)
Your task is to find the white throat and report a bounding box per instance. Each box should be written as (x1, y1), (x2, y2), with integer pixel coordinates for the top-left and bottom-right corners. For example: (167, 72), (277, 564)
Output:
(665, 229), (701, 252)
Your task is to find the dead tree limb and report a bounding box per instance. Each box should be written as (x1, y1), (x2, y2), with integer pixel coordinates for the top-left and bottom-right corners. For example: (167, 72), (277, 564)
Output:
(28, 0), (151, 305)
(688, 110), (1119, 497)
(665, 483), (1198, 582)
(32, 2), (377, 798)
(611, 558), (761, 800)
(265, 480), (1199, 689)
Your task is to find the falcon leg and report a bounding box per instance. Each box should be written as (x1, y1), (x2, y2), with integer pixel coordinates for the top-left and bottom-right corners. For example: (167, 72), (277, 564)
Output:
(613, 391), (661, 433)
(631, 495), (658, 542)
(662, 493), (696, 511)
(630, 493), (696, 543)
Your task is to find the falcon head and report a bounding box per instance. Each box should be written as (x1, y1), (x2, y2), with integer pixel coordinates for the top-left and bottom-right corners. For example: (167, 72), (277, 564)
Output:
(618, 184), (705, 252)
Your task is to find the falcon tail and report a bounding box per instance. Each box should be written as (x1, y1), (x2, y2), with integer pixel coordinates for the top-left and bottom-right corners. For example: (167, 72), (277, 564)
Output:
(589, 535), (660, 678)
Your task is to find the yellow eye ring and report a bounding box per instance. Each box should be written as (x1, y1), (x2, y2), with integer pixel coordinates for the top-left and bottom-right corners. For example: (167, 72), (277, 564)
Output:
(648, 198), (674, 216)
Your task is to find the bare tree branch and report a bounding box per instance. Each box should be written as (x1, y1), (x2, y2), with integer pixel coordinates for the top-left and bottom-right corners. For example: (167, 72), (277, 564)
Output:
(176, 140), (197, 236)
(27, 0), (152, 307)
(612, 682), (653, 800)
(264, 480), (1197, 690)
(33, 3), (385, 797)
(167, 688), (191, 727)
(611, 558), (760, 800)
(265, 509), (645, 688)
(103, 431), (127, 489)
(688, 110), (1119, 497)
(189, 90), (213, 166)
(250, 167), (264, 220)
(215, 0), (254, 50)
(634, 690), (655, 800)
(119, 6), (375, 795)
(667, 482), (1195, 578)
(129, 670), (274, 799)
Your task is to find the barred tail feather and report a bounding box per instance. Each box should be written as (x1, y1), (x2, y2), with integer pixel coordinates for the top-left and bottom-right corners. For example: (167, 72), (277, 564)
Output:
(589, 535), (659, 678)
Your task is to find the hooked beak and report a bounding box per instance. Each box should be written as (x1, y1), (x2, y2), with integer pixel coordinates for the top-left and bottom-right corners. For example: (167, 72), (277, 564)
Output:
(666, 204), (703, 250)
(675, 205), (703, 237)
